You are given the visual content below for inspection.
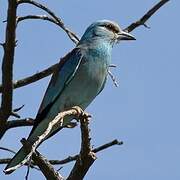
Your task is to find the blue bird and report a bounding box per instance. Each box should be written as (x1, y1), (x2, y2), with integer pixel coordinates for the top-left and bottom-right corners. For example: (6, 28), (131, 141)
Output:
(4, 20), (135, 174)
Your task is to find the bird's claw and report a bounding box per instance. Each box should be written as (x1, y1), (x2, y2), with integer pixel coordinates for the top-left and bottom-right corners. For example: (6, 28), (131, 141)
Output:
(72, 106), (91, 122)
(64, 122), (78, 128)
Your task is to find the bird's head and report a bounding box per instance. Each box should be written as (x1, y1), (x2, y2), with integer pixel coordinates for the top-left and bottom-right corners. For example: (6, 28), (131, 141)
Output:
(79, 20), (135, 46)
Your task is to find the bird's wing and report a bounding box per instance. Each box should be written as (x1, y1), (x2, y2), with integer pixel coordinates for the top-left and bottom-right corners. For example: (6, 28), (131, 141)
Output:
(97, 76), (107, 95)
(29, 48), (83, 135)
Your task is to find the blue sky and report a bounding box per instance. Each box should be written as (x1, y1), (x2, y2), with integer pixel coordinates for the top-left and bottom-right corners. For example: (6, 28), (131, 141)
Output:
(0, 0), (180, 179)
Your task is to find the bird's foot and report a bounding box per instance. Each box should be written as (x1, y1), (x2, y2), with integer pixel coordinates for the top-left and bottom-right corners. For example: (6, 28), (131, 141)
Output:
(72, 106), (91, 122)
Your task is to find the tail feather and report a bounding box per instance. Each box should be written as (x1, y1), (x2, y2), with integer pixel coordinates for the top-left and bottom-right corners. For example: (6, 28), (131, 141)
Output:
(4, 146), (33, 174)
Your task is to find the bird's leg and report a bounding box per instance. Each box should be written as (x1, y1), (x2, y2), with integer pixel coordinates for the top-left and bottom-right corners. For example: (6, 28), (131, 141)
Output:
(64, 106), (91, 128)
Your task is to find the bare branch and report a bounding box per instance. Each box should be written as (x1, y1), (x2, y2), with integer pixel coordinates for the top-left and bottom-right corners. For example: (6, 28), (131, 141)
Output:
(0, 0), (17, 139)
(0, 1), (169, 95)
(17, 0), (79, 44)
(6, 118), (34, 130)
(67, 113), (95, 180)
(17, 15), (61, 28)
(0, 139), (122, 166)
(93, 139), (123, 153)
(0, 63), (59, 93)
(21, 139), (64, 180)
(124, 0), (170, 32)
(3, 107), (84, 174)
(30, 106), (84, 152)
(0, 147), (16, 154)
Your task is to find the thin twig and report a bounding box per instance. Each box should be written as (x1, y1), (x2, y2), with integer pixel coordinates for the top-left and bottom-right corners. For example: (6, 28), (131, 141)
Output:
(124, 0), (170, 32)
(17, 15), (69, 36)
(108, 70), (119, 87)
(17, 15), (57, 25)
(25, 156), (32, 180)
(17, 0), (79, 44)
(0, 139), (122, 166)
(93, 139), (123, 153)
(49, 139), (122, 165)
(0, 147), (16, 154)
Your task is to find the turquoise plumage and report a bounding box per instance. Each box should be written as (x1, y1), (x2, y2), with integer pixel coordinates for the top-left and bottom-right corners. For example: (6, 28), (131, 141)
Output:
(4, 20), (135, 174)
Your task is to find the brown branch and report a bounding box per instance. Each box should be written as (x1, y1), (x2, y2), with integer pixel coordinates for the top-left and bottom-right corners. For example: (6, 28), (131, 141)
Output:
(17, 15), (57, 24)
(17, 0), (79, 44)
(0, 139), (122, 166)
(17, 15), (66, 32)
(50, 139), (122, 166)
(0, 0), (17, 139)
(21, 139), (64, 180)
(3, 107), (84, 174)
(124, 0), (170, 32)
(0, 147), (16, 154)
(6, 118), (34, 130)
(93, 139), (123, 153)
(0, 63), (59, 93)
(0, 1), (169, 94)
(67, 113), (95, 180)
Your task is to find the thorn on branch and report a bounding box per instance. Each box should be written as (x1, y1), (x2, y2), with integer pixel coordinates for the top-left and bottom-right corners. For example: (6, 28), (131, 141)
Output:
(0, 42), (6, 49)
(57, 166), (63, 172)
(10, 112), (21, 118)
(143, 23), (150, 29)
(13, 104), (25, 112)
(10, 105), (25, 118)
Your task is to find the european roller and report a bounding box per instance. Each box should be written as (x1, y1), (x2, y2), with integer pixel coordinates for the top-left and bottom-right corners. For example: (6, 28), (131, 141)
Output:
(4, 20), (135, 174)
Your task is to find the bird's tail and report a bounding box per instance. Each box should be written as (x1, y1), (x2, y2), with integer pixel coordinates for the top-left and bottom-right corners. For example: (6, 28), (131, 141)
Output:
(4, 145), (33, 174)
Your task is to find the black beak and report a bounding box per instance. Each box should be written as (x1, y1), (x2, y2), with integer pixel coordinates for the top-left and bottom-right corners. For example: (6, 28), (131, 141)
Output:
(117, 31), (136, 41)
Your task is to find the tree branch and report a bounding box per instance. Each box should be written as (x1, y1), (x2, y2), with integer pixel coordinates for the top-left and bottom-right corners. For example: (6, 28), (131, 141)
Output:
(6, 118), (34, 130)
(0, 139), (122, 165)
(17, 15), (71, 36)
(17, 15), (58, 25)
(0, 0), (17, 139)
(17, 0), (79, 44)
(21, 139), (64, 180)
(0, 63), (58, 93)
(3, 107), (84, 174)
(67, 113), (95, 180)
(124, 0), (170, 32)
(0, 0), (170, 94)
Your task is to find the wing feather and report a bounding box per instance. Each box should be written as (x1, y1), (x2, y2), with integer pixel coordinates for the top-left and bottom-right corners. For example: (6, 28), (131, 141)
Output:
(29, 48), (83, 135)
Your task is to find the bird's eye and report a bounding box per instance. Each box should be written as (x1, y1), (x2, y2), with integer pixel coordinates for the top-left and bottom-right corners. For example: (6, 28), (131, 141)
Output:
(101, 24), (119, 33)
